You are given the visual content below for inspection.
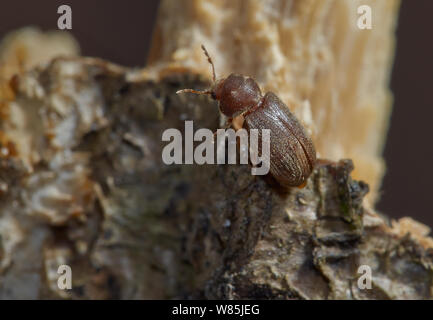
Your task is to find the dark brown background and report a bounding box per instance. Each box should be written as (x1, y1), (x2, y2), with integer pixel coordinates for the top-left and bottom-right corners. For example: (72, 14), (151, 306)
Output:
(1, 1), (432, 227)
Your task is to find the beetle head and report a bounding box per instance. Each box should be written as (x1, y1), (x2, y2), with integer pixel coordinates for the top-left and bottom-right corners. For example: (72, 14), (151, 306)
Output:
(176, 45), (263, 118)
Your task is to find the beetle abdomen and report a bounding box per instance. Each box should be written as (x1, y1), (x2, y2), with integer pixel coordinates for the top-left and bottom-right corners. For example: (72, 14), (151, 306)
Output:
(244, 92), (316, 187)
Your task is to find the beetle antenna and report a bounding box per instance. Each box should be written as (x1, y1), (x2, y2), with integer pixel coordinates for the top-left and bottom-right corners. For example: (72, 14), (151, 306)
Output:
(176, 89), (212, 95)
(201, 44), (216, 82)
(176, 45), (216, 97)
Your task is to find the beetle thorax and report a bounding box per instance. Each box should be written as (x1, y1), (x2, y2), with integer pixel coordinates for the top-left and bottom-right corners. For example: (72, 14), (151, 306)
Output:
(213, 74), (263, 118)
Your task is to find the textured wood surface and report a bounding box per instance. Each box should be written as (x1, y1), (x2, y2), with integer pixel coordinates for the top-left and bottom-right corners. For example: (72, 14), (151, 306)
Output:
(0, 56), (432, 299)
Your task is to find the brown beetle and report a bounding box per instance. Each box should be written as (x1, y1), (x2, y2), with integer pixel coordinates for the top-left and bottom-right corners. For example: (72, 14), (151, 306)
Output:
(177, 45), (316, 187)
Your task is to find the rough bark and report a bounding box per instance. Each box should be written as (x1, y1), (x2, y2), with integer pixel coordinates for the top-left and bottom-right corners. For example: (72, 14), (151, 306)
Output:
(0, 57), (432, 299)
(0, 0), (431, 300)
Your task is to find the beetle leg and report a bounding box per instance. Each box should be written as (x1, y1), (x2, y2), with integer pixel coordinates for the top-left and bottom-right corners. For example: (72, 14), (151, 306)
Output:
(225, 117), (233, 128)
(297, 181), (308, 189)
(231, 115), (244, 130)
